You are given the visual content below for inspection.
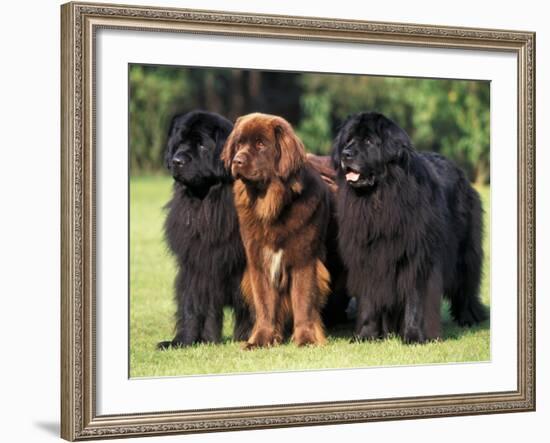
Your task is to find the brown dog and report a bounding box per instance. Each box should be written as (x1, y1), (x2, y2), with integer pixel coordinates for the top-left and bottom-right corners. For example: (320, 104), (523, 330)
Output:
(222, 113), (332, 348)
(306, 153), (337, 193)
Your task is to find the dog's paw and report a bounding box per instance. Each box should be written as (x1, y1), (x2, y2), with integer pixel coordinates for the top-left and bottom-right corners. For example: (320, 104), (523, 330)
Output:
(243, 328), (281, 350)
(292, 326), (325, 347)
(157, 341), (172, 350)
(352, 324), (380, 342)
(403, 327), (427, 344)
(157, 339), (194, 350)
(157, 340), (186, 350)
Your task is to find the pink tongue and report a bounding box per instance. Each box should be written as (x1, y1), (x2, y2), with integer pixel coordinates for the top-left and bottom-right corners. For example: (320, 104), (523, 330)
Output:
(346, 171), (360, 182)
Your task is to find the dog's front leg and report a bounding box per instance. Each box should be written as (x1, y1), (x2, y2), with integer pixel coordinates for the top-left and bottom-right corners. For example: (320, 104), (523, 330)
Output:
(290, 265), (326, 346)
(243, 266), (282, 349)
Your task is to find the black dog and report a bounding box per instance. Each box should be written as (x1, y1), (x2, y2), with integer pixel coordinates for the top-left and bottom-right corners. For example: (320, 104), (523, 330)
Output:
(157, 111), (253, 349)
(332, 112), (487, 343)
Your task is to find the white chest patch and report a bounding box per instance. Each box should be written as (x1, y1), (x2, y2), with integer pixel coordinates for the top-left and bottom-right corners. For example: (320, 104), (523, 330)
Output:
(264, 248), (284, 288)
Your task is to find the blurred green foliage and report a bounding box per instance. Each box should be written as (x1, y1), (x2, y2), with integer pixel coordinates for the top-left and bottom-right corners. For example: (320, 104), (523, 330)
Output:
(130, 65), (490, 183)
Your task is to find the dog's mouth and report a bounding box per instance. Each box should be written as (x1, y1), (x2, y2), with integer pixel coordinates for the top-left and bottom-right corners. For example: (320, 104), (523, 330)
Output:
(344, 166), (376, 187)
(232, 168), (260, 182)
(344, 166), (361, 183)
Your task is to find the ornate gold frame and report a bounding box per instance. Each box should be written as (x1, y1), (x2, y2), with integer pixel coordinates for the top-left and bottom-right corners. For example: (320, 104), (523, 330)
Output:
(60, 2), (536, 440)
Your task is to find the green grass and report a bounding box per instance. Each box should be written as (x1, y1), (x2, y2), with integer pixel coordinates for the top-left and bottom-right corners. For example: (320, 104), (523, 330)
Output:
(130, 176), (490, 377)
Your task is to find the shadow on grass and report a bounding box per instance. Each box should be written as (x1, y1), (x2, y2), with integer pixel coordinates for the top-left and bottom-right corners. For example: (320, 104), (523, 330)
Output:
(441, 319), (490, 341)
(324, 305), (491, 343)
(159, 303), (490, 350)
(325, 321), (355, 340)
(440, 301), (491, 341)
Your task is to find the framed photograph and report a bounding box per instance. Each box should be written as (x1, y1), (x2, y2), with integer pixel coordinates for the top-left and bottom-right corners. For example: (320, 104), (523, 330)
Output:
(61, 1), (536, 440)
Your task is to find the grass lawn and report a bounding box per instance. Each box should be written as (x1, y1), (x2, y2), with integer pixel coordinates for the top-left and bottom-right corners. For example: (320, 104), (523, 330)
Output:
(130, 175), (491, 378)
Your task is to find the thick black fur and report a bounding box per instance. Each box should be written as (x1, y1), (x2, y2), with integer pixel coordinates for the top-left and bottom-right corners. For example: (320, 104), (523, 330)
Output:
(157, 111), (253, 349)
(332, 112), (487, 344)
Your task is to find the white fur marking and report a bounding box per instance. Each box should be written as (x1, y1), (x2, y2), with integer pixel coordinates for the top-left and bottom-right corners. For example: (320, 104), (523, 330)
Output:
(266, 248), (283, 287)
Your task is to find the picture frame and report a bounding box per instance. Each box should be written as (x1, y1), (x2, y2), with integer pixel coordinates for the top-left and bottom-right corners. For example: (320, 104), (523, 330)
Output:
(60, 1), (536, 440)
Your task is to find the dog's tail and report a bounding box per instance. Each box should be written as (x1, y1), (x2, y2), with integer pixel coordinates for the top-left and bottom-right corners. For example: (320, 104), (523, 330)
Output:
(448, 183), (488, 326)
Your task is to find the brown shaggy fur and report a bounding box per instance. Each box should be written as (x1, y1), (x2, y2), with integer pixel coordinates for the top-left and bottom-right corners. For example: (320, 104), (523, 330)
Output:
(222, 113), (332, 348)
(306, 153), (337, 193)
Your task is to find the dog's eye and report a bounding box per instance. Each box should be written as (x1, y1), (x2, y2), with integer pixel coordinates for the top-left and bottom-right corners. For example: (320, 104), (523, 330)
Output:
(198, 144), (207, 152)
(256, 140), (265, 150)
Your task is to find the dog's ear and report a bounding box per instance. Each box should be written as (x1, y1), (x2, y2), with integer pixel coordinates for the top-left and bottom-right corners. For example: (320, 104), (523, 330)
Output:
(212, 115), (234, 155)
(212, 123), (231, 158)
(221, 117), (242, 170)
(163, 114), (180, 169)
(377, 114), (413, 166)
(209, 125), (230, 178)
(331, 115), (353, 170)
(273, 117), (306, 179)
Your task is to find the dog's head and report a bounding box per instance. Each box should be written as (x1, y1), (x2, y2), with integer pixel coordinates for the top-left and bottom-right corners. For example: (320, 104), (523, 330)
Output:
(332, 112), (413, 189)
(164, 111), (233, 189)
(221, 113), (306, 183)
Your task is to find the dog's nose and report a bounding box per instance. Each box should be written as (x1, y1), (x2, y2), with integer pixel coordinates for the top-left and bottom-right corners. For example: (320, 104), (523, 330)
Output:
(172, 157), (185, 166)
(233, 154), (245, 167)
